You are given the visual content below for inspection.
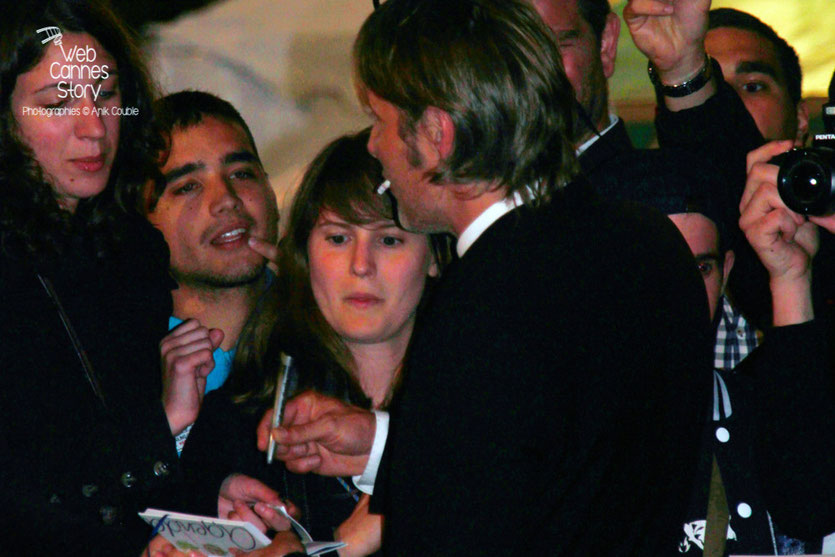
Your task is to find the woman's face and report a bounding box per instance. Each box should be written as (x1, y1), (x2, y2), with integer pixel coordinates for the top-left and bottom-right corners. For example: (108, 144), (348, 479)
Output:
(308, 209), (438, 349)
(10, 32), (121, 213)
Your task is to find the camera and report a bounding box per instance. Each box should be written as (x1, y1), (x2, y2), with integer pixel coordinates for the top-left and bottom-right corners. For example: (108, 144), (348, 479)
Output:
(774, 98), (835, 216)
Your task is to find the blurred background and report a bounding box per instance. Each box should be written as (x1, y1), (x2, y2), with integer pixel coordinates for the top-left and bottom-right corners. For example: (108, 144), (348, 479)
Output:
(110, 0), (835, 210)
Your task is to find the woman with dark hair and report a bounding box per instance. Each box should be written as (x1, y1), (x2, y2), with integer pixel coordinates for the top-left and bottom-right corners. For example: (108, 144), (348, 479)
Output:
(0, 1), (183, 553)
(180, 129), (448, 556)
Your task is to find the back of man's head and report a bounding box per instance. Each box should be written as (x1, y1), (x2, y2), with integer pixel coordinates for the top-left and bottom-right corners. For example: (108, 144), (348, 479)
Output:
(708, 8), (802, 105)
(591, 148), (735, 254)
(354, 0), (579, 203)
(577, 0), (612, 44)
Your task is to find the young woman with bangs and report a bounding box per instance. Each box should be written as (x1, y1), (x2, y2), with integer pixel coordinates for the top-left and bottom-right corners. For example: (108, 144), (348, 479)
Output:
(179, 129), (450, 557)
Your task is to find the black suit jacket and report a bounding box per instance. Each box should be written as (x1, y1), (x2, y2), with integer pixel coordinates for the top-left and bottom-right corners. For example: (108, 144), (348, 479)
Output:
(377, 181), (713, 555)
(577, 117), (634, 176)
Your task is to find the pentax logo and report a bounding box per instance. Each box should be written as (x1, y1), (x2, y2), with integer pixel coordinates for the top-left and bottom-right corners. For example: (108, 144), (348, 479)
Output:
(36, 26), (110, 101)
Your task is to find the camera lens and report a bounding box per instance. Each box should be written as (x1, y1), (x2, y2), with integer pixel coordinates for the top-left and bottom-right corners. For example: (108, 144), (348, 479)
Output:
(778, 148), (835, 215)
(786, 160), (827, 204)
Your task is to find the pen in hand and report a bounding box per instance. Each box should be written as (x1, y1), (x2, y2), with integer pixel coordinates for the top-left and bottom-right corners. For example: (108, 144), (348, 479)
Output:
(266, 353), (293, 464)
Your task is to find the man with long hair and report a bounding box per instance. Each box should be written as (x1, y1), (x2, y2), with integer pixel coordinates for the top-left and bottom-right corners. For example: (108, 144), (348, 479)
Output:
(266, 1), (712, 553)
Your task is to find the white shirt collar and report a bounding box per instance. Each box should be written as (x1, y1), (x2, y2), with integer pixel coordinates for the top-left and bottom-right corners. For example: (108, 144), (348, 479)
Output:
(456, 191), (525, 257)
(575, 113), (619, 157)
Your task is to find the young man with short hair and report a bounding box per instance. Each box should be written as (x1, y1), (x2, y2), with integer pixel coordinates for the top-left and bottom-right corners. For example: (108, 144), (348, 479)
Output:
(143, 91), (279, 440)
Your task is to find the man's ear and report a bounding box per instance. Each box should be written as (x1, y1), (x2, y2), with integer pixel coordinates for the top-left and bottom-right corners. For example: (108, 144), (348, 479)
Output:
(600, 12), (620, 79)
(420, 106), (456, 164)
(722, 249), (735, 287)
(795, 99), (810, 144)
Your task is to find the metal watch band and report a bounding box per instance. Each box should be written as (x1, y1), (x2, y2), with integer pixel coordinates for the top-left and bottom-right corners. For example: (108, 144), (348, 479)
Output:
(648, 54), (713, 98)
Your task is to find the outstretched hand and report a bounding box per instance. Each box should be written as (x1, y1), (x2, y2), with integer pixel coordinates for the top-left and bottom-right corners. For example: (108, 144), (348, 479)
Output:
(257, 391), (376, 477)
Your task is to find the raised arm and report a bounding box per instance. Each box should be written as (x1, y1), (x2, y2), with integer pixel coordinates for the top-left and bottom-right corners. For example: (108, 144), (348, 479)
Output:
(624, 0), (716, 111)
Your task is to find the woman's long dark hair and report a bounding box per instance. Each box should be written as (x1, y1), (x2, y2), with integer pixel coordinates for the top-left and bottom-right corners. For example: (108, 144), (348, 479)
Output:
(229, 128), (451, 411)
(0, 0), (161, 259)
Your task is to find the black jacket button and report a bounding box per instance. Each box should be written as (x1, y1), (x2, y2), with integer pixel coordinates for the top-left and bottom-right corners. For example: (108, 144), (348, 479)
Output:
(153, 460), (170, 477)
(121, 471), (137, 488)
(81, 484), (99, 498)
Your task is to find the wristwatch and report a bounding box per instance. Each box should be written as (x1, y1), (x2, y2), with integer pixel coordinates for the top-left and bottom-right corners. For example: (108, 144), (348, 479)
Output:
(648, 54), (713, 98)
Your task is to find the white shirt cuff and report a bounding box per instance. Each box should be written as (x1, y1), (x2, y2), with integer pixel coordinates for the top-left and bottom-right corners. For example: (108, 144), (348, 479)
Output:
(352, 410), (389, 495)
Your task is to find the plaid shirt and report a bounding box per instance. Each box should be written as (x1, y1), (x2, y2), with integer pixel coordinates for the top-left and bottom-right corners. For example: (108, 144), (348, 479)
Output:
(714, 297), (761, 371)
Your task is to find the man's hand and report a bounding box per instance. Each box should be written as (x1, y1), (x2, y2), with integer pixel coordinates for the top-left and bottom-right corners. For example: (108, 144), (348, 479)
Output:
(161, 319), (224, 435)
(334, 494), (382, 557)
(624, 0), (710, 79)
(218, 474), (297, 533)
(740, 140), (818, 325)
(257, 391), (375, 477)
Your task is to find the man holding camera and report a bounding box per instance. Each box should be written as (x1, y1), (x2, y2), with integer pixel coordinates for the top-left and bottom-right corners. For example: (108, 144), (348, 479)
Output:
(623, 1), (825, 335)
(727, 139), (835, 552)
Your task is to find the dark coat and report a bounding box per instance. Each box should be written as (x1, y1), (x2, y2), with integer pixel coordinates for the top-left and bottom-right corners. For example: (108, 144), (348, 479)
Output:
(680, 318), (835, 554)
(376, 181), (714, 555)
(655, 63), (775, 330)
(0, 216), (181, 555)
(577, 116), (634, 176)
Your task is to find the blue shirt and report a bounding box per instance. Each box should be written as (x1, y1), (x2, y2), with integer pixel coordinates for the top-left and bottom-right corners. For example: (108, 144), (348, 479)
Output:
(168, 316), (235, 393)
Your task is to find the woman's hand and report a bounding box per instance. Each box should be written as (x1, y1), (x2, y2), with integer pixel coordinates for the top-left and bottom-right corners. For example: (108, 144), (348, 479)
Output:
(334, 494), (382, 557)
(218, 473), (298, 533)
(143, 534), (206, 557)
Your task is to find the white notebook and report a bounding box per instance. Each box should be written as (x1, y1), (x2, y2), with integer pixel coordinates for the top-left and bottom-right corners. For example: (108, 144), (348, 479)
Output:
(140, 507), (346, 556)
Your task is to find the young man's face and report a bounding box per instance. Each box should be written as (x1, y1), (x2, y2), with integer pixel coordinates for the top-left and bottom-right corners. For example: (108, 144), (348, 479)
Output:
(148, 116), (278, 289)
(668, 213), (734, 321)
(532, 0), (617, 142)
(706, 26), (807, 142)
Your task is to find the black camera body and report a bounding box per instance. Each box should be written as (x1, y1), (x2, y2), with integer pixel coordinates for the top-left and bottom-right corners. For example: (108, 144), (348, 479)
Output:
(774, 131), (835, 216)
(773, 98), (835, 216)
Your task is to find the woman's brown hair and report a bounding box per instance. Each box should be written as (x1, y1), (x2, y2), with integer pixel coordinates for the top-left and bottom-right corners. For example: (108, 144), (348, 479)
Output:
(229, 128), (451, 411)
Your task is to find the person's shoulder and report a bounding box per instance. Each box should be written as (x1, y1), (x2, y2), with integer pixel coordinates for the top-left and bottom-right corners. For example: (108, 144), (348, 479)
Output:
(118, 211), (169, 261)
(105, 211), (176, 314)
(115, 211), (174, 281)
(541, 177), (677, 244)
